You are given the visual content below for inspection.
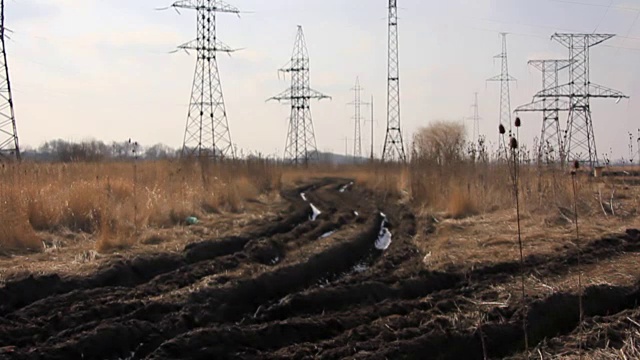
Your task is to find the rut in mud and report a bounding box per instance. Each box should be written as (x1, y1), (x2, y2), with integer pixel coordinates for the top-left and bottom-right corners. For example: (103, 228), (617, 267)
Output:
(1, 178), (639, 359)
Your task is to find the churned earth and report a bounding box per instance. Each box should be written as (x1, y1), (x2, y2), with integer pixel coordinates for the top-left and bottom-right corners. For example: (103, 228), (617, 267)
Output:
(0, 178), (639, 359)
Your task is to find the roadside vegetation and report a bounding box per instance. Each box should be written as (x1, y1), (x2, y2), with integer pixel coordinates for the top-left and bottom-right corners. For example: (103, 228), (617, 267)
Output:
(0, 122), (636, 258)
(0, 159), (281, 253)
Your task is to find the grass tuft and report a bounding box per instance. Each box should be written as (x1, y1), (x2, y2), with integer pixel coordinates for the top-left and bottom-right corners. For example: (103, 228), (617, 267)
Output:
(446, 186), (478, 219)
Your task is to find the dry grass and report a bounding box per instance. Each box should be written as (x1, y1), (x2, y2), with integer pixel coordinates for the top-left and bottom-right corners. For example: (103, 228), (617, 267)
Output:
(582, 330), (640, 359)
(279, 161), (598, 218)
(275, 159), (617, 224)
(279, 160), (638, 278)
(1, 156), (636, 256)
(545, 328), (640, 359)
(0, 159), (281, 253)
(446, 185), (478, 219)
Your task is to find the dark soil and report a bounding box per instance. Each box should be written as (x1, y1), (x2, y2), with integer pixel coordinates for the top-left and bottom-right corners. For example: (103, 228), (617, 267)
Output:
(1, 178), (639, 359)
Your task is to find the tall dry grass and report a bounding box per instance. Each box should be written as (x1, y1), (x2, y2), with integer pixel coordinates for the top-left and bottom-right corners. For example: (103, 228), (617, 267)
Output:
(407, 157), (595, 219)
(0, 159), (282, 253)
(279, 158), (594, 221)
(0, 155), (598, 253)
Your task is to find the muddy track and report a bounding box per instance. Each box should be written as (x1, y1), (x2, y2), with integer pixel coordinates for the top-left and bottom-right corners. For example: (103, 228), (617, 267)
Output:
(1, 178), (639, 359)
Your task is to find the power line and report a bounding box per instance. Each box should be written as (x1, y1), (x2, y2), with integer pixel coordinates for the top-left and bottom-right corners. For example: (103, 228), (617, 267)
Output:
(548, 0), (640, 12)
(477, 14), (640, 42)
(469, 21), (640, 52)
(593, 0), (614, 33)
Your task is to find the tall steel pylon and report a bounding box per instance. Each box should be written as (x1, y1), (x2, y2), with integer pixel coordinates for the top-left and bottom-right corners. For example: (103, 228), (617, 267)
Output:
(0, 0), (19, 161)
(516, 59), (572, 164)
(364, 95), (376, 161)
(487, 33), (516, 144)
(535, 33), (628, 168)
(268, 26), (330, 165)
(170, 0), (239, 159)
(382, 0), (406, 162)
(469, 92), (481, 143)
(349, 77), (369, 159)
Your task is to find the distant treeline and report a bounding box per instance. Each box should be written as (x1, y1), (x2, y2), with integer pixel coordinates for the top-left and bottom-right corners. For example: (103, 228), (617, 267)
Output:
(20, 139), (365, 164)
(22, 140), (178, 162)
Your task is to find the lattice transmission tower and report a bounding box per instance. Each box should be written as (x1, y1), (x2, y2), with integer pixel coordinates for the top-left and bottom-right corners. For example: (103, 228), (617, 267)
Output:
(516, 59), (572, 164)
(382, 0), (406, 162)
(170, 0), (239, 159)
(468, 92), (482, 144)
(535, 34), (628, 168)
(487, 33), (516, 150)
(349, 77), (369, 159)
(268, 26), (330, 165)
(0, 0), (19, 161)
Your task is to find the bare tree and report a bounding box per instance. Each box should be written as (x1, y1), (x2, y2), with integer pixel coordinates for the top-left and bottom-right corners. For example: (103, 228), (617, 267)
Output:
(413, 121), (466, 166)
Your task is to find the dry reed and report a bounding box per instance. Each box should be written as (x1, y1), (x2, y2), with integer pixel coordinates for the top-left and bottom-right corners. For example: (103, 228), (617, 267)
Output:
(0, 159), (281, 252)
(0, 156), (600, 253)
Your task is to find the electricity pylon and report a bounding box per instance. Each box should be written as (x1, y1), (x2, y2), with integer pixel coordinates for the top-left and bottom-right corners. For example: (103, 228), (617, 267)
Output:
(0, 0), (19, 161)
(349, 77), (369, 160)
(268, 26), (330, 165)
(382, 0), (406, 163)
(535, 33), (628, 168)
(516, 59), (572, 164)
(170, 0), (239, 159)
(487, 33), (516, 151)
(467, 92), (482, 144)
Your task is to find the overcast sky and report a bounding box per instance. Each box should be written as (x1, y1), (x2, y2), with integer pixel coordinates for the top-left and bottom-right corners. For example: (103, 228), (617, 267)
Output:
(6, 0), (640, 159)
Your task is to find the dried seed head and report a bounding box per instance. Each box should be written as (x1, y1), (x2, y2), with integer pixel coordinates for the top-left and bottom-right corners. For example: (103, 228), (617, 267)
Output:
(573, 160), (580, 170)
(515, 117), (521, 128)
(510, 137), (518, 149)
(499, 124), (506, 135)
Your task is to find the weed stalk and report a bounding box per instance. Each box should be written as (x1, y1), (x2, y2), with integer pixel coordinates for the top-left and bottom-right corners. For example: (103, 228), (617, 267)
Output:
(511, 138), (529, 353)
(571, 161), (584, 360)
(131, 140), (139, 235)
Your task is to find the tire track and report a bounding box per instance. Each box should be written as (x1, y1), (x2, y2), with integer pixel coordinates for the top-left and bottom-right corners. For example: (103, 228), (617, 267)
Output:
(2, 178), (638, 359)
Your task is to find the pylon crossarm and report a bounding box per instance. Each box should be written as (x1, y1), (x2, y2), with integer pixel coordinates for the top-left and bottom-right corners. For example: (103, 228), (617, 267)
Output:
(308, 88), (331, 100)
(267, 90), (330, 103)
(266, 88), (295, 102)
(535, 84), (569, 98)
(515, 98), (571, 113)
(587, 83), (629, 99)
(177, 39), (237, 53)
(266, 92), (292, 102)
(171, 0), (239, 13)
(535, 83), (629, 99)
(277, 64), (293, 74)
(528, 59), (573, 72)
(486, 74), (517, 82)
(551, 33), (615, 48)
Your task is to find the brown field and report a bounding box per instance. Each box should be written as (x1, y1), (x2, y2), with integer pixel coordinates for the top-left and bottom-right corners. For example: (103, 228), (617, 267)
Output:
(0, 157), (639, 359)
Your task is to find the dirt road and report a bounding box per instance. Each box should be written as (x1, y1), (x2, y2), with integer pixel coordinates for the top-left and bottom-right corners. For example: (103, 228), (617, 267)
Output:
(0, 178), (639, 359)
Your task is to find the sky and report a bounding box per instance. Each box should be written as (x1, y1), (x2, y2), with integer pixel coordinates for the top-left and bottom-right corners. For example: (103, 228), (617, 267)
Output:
(6, 0), (640, 159)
